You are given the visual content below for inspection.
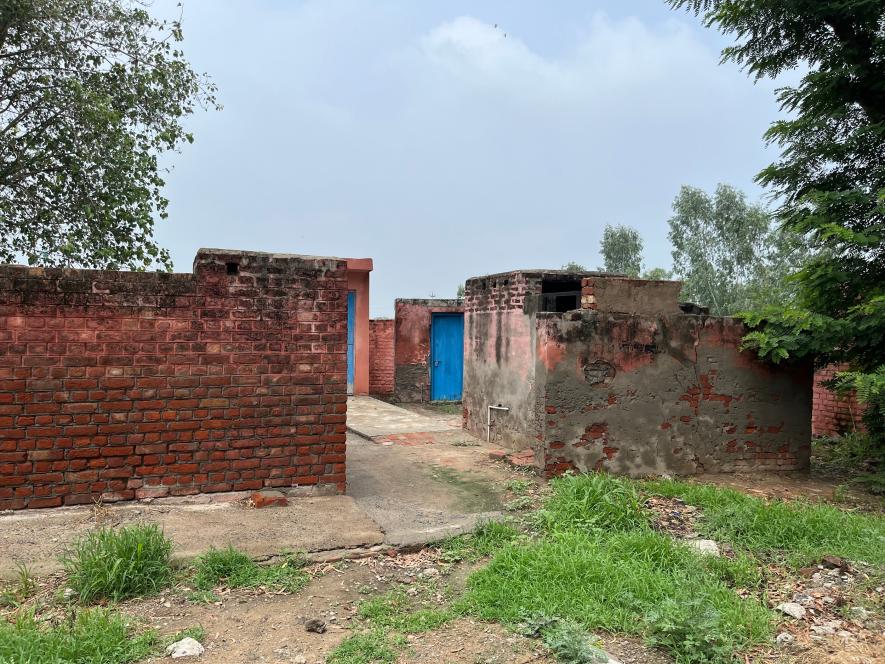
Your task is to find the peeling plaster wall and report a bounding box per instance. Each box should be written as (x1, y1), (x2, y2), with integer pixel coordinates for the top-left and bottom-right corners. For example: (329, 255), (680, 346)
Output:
(393, 299), (463, 403)
(538, 311), (812, 477)
(462, 272), (548, 450)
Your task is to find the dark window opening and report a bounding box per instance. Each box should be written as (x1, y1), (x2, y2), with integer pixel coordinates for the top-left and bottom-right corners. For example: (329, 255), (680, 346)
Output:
(226, 262), (239, 275)
(541, 277), (581, 312)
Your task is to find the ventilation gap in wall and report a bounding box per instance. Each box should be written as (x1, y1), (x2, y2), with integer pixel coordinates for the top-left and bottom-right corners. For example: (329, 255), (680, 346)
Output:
(226, 262), (239, 275)
(540, 276), (581, 312)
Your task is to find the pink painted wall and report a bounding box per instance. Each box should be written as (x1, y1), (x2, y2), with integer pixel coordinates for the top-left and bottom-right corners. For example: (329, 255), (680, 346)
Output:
(346, 259), (372, 396)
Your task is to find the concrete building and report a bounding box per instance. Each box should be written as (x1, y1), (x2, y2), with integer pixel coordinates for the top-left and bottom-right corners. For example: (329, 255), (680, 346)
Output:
(394, 299), (464, 403)
(462, 269), (812, 477)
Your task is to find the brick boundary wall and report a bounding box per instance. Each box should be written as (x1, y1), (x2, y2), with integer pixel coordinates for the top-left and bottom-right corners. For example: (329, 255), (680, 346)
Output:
(369, 319), (394, 397)
(0, 249), (347, 510)
(812, 364), (865, 437)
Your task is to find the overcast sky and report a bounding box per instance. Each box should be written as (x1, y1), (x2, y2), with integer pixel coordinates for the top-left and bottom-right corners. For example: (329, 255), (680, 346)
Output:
(151, 0), (785, 317)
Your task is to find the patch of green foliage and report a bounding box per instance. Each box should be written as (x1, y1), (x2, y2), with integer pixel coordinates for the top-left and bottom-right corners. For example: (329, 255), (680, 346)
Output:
(438, 521), (520, 563)
(193, 547), (309, 593)
(504, 496), (534, 512)
(519, 614), (609, 664)
(357, 590), (456, 634)
(462, 474), (775, 663)
(61, 524), (173, 602)
(539, 472), (649, 534)
(668, 1), (885, 445)
(0, 564), (37, 609)
(506, 478), (535, 495)
(813, 433), (885, 495)
(645, 478), (885, 566)
(0, 608), (157, 664)
(185, 590), (219, 605)
(325, 629), (404, 664)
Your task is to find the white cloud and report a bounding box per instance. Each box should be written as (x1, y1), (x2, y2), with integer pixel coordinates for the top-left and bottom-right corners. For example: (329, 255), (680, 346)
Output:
(153, 2), (784, 315)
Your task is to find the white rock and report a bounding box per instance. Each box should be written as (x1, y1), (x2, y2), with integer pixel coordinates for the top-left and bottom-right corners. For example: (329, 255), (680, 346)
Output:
(811, 624), (835, 635)
(776, 632), (794, 645)
(62, 588), (76, 601)
(776, 602), (806, 620)
(293, 656), (307, 664)
(685, 539), (720, 556)
(166, 637), (204, 658)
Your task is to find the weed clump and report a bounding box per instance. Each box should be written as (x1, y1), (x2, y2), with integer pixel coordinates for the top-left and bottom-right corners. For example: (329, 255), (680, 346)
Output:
(62, 524), (173, 602)
(193, 547), (308, 593)
(326, 628), (403, 664)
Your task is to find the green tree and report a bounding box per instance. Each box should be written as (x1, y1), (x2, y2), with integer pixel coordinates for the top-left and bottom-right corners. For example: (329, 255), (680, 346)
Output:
(669, 0), (885, 440)
(667, 184), (807, 316)
(561, 261), (587, 273)
(599, 224), (643, 276)
(641, 267), (673, 281)
(0, 0), (219, 269)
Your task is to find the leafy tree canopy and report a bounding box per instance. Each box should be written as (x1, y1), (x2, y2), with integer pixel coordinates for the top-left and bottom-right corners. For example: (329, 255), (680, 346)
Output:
(668, 183), (808, 316)
(669, 0), (885, 439)
(599, 224), (643, 277)
(0, 0), (218, 269)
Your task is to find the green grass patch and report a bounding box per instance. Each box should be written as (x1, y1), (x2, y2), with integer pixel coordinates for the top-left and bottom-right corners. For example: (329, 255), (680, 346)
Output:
(0, 564), (37, 609)
(0, 608), (157, 664)
(61, 524), (174, 602)
(644, 478), (885, 565)
(459, 475), (781, 663)
(357, 589), (456, 634)
(325, 628), (404, 664)
(193, 547), (309, 593)
(438, 520), (520, 563)
(464, 529), (772, 663)
(540, 472), (649, 534)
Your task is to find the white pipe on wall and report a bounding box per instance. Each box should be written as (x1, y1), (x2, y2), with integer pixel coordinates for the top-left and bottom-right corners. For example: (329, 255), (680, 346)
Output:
(487, 404), (510, 443)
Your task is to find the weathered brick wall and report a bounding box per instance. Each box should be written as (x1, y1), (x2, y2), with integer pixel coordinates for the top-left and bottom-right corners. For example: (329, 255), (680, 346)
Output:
(0, 249), (348, 510)
(538, 311), (812, 477)
(369, 319), (394, 397)
(812, 364), (865, 436)
(394, 299), (463, 402)
(464, 270), (812, 474)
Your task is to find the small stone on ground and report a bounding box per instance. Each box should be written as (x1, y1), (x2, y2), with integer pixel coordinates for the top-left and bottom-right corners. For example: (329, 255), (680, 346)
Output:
(166, 637), (204, 658)
(776, 602), (807, 620)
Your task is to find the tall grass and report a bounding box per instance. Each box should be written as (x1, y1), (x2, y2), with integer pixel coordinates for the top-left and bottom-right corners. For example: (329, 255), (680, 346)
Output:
(644, 478), (885, 565)
(0, 609), (157, 663)
(62, 524), (173, 602)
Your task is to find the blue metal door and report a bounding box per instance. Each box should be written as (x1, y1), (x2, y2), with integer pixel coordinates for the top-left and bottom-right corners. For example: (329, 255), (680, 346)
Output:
(430, 313), (464, 401)
(347, 290), (356, 395)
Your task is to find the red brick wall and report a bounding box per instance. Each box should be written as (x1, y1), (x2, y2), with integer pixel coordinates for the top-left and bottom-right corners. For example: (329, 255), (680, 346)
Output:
(812, 364), (865, 437)
(369, 319), (394, 396)
(0, 250), (348, 510)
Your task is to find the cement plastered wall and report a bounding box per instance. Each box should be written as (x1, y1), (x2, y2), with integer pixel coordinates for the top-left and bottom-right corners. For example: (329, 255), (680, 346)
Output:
(462, 272), (546, 450)
(393, 299), (463, 403)
(537, 311), (812, 477)
(585, 278), (682, 316)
